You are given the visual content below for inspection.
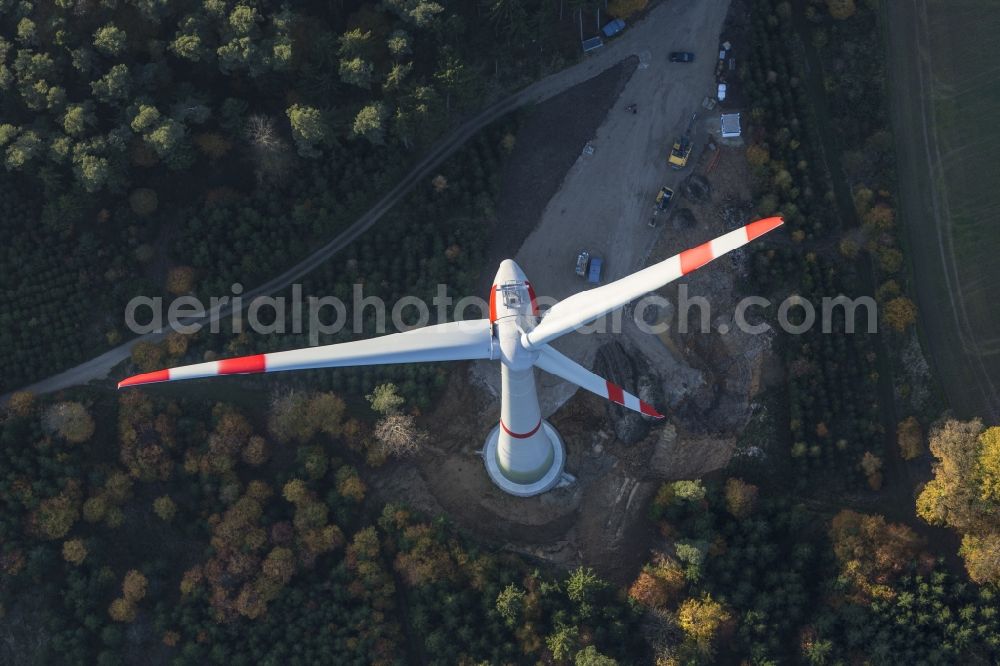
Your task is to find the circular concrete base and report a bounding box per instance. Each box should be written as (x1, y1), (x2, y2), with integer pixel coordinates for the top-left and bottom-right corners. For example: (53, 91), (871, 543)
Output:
(482, 421), (566, 497)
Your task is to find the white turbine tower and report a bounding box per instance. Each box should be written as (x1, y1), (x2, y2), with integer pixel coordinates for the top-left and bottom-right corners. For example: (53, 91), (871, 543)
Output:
(120, 217), (783, 496)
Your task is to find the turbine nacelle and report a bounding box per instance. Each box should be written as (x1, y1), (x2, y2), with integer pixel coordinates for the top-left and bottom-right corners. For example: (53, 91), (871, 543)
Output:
(490, 259), (539, 371)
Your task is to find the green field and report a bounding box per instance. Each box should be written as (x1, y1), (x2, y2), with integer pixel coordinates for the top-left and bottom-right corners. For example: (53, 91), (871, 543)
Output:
(887, 0), (1000, 419)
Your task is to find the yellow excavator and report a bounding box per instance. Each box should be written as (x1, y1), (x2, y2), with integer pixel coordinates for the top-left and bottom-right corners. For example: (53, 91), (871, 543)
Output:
(667, 112), (698, 169)
(668, 136), (692, 169)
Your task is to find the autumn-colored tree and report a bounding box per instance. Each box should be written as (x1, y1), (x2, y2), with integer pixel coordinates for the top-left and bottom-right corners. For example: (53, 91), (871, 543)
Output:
(978, 426), (1000, 502)
(62, 538), (87, 565)
(165, 331), (189, 357)
(917, 420), (1000, 584)
(105, 470), (134, 504)
(897, 416), (923, 460)
(82, 496), (109, 523)
(166, 265), (196, 295)
(153, 496), (177, 521)
(42, 401), (95, 443)
(916, 419), (986, 532)
(959, 533), (1000, 585)
(109, 598), (137, 623)
(282, 478), (310, 505)
(131, 341), (166, 373)
(878, 246), (903, 274)
(242, 435), (270, 466)
(269, 391), (346, 444)
(336, 466), (367, 502)
(862, 203), (894, 231)
(628, 571), (670, 610)
(839, 237), (860, 259)
(208, 405), (254, 469)
(676, 594), (731, 655)
(724, 478), (759, 518)
(122, 570), (148, 603)
(829, 509), (923, 597)
(827, 0), (856, 20)
(306, 392), (346, 437)
(431, 174), (448, 192)
(882, 296), (917, 333)
(35, 492), (80, 540)
(245, 480), (273, 502)
(628, 557), (684, 610)
(180, 566), (203, 595)
(118, 393), (174, 481)
(745, 143), (770, 167)
(860, 452), (883, 490)
(261, 547), (296, 583)
(853, 186), (874, 216)
(5, 391), (35, 417)
(607, 0), (647, 18)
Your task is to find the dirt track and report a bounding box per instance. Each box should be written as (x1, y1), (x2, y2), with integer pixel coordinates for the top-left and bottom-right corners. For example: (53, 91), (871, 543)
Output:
(885, 0), (1000, 421)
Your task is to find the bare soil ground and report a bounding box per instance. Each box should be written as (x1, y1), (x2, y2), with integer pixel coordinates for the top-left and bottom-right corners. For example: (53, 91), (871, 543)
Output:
(478, 58), (640, 295)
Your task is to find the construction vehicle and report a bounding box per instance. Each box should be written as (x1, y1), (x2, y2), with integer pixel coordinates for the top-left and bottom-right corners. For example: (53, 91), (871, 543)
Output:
(654, 186), (674, 213)
(668, 136), (692, 169)
(649, 186), (674, 227)
(667, 112), (698, 170)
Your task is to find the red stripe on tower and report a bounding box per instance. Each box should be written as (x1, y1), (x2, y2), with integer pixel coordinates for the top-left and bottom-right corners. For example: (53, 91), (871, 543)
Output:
(217, 354), (267, 375)
(745, 216), (784, 241)
(488, 284), (498, 322)
(525, 282), (539, 316)
(606, 382), (625, 405)
(118, 369), (170, 388)
(500, 419), (542, 439)
(679, 241), (715, 275)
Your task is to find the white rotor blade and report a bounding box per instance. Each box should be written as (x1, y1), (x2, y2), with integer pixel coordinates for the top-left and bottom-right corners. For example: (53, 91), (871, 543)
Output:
(534, 344), (664, 419)
(524, 217), (784, 349)
(119, 319), (495, 388)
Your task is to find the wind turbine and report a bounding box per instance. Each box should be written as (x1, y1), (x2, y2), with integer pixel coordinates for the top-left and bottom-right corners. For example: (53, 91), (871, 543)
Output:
(119, 217), (783, 496)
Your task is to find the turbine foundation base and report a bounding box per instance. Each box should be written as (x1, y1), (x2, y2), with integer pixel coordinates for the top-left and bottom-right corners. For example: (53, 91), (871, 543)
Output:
(482, 422), (566, 497)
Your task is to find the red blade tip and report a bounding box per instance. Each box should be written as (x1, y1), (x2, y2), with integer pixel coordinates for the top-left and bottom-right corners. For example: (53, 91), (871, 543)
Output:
(640, 402), (665, 419)
(746, 216), (784, 241)
(117, 369), (170, 389)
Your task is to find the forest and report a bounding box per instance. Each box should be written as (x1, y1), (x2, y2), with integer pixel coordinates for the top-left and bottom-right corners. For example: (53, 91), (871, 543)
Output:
(0, 0), (579, 392)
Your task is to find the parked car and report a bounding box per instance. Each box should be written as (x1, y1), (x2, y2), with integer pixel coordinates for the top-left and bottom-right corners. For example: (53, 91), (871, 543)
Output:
(575, 250), (590, 277)
(588, 257), (603, 284)
(717, 83), (727, 101)
(669, 51), (695, 63)
(602, 18), (625, 38)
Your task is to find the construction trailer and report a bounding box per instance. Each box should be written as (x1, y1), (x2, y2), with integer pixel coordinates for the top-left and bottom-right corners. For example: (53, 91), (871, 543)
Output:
(721, 113), (741, 138)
